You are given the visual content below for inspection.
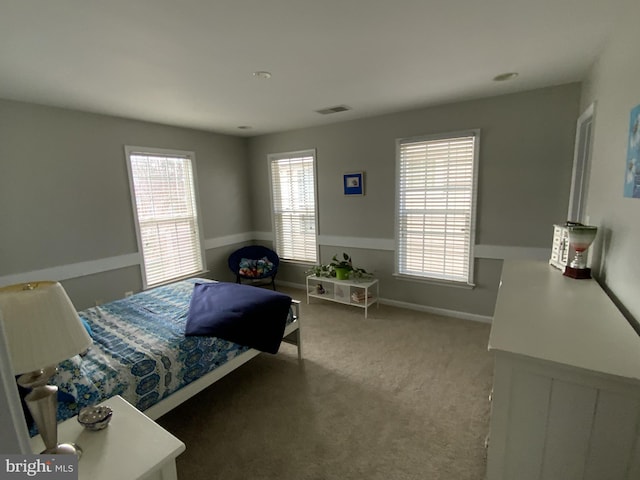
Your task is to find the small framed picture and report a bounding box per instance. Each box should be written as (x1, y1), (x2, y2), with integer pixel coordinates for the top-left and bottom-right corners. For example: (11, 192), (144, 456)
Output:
(343, 172), (364, 195)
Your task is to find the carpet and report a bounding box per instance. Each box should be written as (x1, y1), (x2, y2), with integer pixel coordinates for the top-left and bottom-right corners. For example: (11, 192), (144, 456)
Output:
(157, 287), (493, 480)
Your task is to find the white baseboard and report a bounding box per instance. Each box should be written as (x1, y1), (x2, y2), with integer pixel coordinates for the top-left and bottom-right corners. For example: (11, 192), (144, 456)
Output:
(377, 298), (492, 324)
(276, 280), (492, 324)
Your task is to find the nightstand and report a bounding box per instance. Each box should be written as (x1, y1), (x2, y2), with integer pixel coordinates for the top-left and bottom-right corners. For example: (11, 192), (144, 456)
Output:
(30, 395), (185, 480)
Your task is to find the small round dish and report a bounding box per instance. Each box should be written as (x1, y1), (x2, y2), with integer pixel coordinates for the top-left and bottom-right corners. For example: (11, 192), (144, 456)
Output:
(78, 405), (113, 431)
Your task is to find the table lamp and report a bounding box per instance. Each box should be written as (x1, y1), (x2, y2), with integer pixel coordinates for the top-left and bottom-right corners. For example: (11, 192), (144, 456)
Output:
(0, 281), (92, 456)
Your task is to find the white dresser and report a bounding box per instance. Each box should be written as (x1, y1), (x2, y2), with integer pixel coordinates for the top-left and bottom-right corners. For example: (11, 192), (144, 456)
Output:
(487, 260), (640, 480)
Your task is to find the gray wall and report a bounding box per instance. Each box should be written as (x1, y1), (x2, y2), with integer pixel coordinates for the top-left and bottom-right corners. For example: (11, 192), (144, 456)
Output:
(580, 0), (640, 330)
(0, 84), (582, 318)
(0, 99), (250, 309)
(248, 84), (581, 317)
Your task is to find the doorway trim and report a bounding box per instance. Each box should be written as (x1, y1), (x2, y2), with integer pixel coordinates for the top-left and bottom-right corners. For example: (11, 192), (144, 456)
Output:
(567, 102), (596, 223)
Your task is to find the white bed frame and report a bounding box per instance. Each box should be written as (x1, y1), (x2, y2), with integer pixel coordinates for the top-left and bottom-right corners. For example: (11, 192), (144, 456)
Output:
(144, 300), (302, 420)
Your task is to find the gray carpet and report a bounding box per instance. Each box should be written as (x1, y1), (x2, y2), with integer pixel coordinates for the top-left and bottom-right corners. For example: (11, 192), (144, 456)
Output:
(157, 287), (493, 480)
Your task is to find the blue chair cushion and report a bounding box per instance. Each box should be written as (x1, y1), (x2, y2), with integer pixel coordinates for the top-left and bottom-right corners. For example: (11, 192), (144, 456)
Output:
(238, 256), (274, 278)
(229, 246), (279, 281)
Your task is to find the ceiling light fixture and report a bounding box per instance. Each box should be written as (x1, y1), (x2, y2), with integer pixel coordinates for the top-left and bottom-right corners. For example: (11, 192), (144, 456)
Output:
(493, 72), (519, 82)
(252, 71), (272, 79)
(237, 126), (252, 130)
(315, 105), (352, 115)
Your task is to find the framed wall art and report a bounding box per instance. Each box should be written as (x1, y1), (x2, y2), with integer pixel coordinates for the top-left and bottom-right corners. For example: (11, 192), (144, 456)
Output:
(624, 102), (640, 198)
(343, 172), (364, 196)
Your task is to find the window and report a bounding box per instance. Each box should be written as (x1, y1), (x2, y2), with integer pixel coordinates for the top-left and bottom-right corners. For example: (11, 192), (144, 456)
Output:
(125, 146), (205, 288)
(268, 150), (318, 263)
(395, 130), (479, 285)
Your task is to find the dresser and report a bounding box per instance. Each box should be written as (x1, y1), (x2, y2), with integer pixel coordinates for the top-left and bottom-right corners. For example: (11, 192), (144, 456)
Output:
(487, 260), (640, 480)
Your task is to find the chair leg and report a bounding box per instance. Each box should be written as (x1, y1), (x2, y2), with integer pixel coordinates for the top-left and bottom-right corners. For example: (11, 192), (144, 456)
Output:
(271, 275), (276, 290)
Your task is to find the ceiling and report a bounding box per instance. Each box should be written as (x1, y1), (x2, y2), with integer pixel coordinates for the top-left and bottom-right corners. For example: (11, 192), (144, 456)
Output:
(0, 0), (625, 137)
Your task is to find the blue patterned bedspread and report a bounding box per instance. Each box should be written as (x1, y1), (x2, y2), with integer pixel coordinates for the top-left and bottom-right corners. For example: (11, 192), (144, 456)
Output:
(49, 278), (293, 426)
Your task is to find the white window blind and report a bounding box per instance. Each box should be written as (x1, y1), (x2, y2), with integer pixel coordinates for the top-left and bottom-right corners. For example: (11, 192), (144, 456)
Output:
(268, 150), (318, 263)
(125, 147), (205, 288)
(396, 131), (479, 285)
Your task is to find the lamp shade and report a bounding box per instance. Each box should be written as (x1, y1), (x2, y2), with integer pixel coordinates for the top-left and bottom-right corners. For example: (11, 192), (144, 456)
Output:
(0, 281), (92, 374)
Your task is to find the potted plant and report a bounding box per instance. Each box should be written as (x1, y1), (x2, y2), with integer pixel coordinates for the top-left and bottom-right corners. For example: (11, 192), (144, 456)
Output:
(306, 253), (373, 281)
(306, 263), (332, 278)
(349, 265), (373, 281)
(330, 253), (353, 280)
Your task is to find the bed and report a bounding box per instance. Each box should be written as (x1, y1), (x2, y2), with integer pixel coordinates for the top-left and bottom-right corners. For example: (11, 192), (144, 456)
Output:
(47, 278), (301, 425)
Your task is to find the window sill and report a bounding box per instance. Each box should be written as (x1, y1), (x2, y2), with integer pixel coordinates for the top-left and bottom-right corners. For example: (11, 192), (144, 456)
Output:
(393, 273), (475, 289)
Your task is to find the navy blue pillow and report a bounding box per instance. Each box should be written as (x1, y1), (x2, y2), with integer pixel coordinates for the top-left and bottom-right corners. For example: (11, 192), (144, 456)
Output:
(185, 282), (291, 354)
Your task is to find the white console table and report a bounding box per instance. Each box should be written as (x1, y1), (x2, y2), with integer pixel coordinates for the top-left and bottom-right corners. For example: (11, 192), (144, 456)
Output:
(30, 395), (185, 480)
(487, 260), (640, 480)
(306, 275), (379, 318)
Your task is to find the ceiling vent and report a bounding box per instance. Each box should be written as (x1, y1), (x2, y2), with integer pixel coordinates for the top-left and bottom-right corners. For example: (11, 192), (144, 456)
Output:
(315, 105), (351, 115)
